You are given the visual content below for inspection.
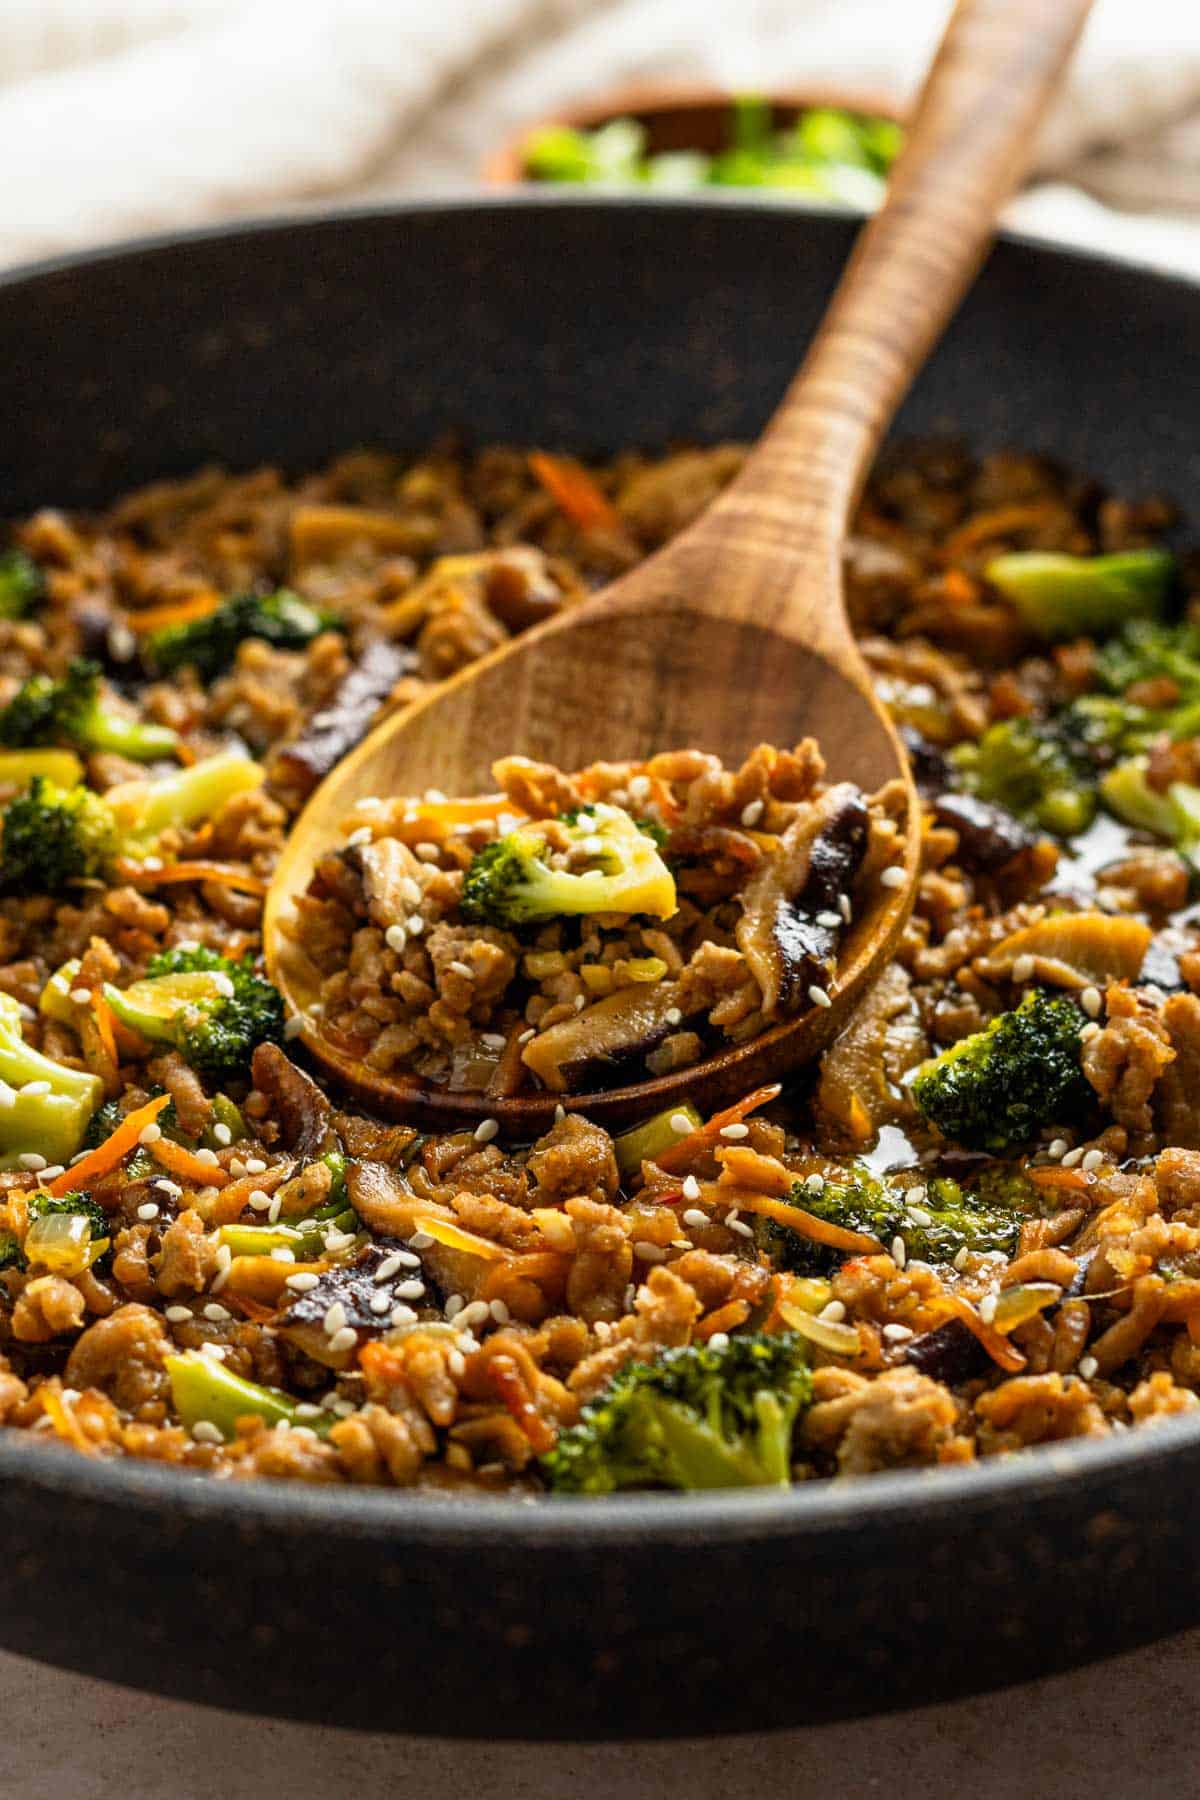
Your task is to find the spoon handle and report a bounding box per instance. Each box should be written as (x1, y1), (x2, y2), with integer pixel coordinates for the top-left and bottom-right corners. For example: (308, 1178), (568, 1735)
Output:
(694, 0), (1094, 608)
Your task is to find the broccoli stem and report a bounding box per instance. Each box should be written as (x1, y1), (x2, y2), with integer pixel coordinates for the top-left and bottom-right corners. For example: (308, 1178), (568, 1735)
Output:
(166, 1351), (336, 1440)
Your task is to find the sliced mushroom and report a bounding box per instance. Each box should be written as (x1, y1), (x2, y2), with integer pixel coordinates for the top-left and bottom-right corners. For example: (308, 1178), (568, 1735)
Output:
(250, 1042), (333, 1162)
(520, 982), (686, 1094)
(270, 638), (413, 803)
(975, 911), (1151, 990)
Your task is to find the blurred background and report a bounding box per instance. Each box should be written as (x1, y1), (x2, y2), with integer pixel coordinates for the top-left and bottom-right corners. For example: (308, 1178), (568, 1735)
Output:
(4, 0), (1200, 276)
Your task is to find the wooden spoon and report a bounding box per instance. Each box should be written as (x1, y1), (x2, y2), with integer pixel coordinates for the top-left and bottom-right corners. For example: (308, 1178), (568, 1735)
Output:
(265, 0), (1093, 1131)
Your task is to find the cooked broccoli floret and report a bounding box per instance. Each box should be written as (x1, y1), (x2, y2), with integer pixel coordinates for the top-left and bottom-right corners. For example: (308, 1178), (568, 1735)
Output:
(0, 549), (44, 619)
(911, 989), (1092, 1153)
(0, 775), (117, 891)
(986, 548), (1174, 641)
(756, 1166), (1025, 1271)
(0, 748), (263, 892)
(540, 1333), (811, 1494)
(1093, 616), (1200, 700)
(0, 992), (102, 1168)
(146, 589), (341, 682)
(0, 658), (179, 761)
(104, 945), (284, 1083)
(460, 802), (676, 930)
(951, 716), (1097, 837)
(26, 1189), (109, 1239)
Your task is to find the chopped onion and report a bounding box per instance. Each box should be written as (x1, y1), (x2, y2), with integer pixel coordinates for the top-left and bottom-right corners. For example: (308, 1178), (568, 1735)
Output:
(411, 1213), (507, 1261)
(992, 1282), (1061, 1334)
(24, 1211), (101, 1277)
(779, 1298), (862, 1357)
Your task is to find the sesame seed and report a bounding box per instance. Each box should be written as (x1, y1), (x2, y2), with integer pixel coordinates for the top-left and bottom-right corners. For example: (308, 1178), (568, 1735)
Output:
(228, 1160), (247, 1180)
(808, 984), (833, 1009)
(1011, 954), (1035, 983)
(0, 1083), (15, 1110)
(285, 1272), (320, 1293)
(215, 1244), (232, 1271)
(882, 1323), (914, 1343)
(203, 1302), (231, 1323)
(267, 1196), (283, 1224)
(490, 1298), (511, 1324)
(137, 1121), (163, 1147)
(69, 987), (91, 1005)
(633, 1241), (667, 1263)
(1081, 986), (1102, 1019)
(374, 1253), (404, 1283)
(245, 1158), (267, 1175)
(906, 1185), (927, 1205)
(346, 826), (373, 847)
(474, 1117), (499, 1144)
(1081, 1148), (1104, 1173)
(1061, 1147), (1085, 1169)
(383, 922), (408, 954)
(448, 959), (474, 980)
(839, 894), (852, 923)
(978, 1293), (998, 1324)
(328, 1327), (359, 1354)
(726, 1217), (754, 1239)
(395, 1278), (425, 1300)
(554, 1104), (566, 1123)
(136, 1201), (160, 1222)
(269, 1248), (295, 1263)
(445, 1294), (464, 1318)
(804, 1173), (826, 1196)
(891, 1235), (907, 1269)
(1081, 1021), (1101, 1042)
(199, 1341), (227, 1362)
(953, 1247), (970, 1272)
(42, 1165), (65, 1182)
(664, 1007), (683, 1027)
(294, 1402), (322, 1419)
(1079, 1355), (1099, 1379)
(1047, 1138), (1069, 1161)
(407, 912), (426, 933)
(906, 1206), (932, 1228)
(107, 621), (136, 661)
(399, 876), (422, 905)
(284, 1015), (306, 1040)
(682, 1208), (709, 1229)
(682, 1174), (701, 1201)
(456, 1300), (490, 1329)
(390, 1304), (418, 1327)
(212, 1123), (232, 1147)
(164, 1305), (192, 1323)
(331, 1398), (357, 1418)
(408, 1231), (434, 1250)
(819, 1300), (847, 1323)
(423, 788), (447, 804)
(19, 1152), (46, 1170)
(670, 1112), (694, 1136)
(629, 775), (651, 802)
(879, 865), (907, 889)
(323, 1302), (347, 1335)
(369, 1290), (393, 1316)
(194, 1147), (219, 1167)
(719, 1122), (749, 1140)
(141, 857), (164, 873)
(740, 799), (764, 828)
(481, 1032), (507, 1051)
(574, 993), (586, 1011)
(816, 911), (842, 929)
(517, 1028), (536, 1044)
(395, 1249), (421, 1268)
(248, 1191), (272, 1212)
(707, 1332), (730, 1351)
(191, 1420), (224, 1445)
(415, 841), (440, 863)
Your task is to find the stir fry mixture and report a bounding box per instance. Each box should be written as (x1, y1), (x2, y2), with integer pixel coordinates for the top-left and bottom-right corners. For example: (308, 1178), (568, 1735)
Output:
(2, 439), (1200, 1493)
(290, 751), (903, 1092)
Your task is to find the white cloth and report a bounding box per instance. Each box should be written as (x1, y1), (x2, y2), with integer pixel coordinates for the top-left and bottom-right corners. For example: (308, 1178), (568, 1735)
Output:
(5, 0), (1200, 275)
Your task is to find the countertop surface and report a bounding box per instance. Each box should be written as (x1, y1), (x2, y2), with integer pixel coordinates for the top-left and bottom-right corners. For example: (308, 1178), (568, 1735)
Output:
(5, 1624), (1198, 1799)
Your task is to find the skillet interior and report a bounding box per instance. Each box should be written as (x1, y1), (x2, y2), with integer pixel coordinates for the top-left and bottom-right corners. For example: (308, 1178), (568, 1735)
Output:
(1, 198), (1199, 1737)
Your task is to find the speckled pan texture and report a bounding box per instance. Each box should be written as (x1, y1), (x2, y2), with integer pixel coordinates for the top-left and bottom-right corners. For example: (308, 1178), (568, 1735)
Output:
(1, 199), (1199, 1738)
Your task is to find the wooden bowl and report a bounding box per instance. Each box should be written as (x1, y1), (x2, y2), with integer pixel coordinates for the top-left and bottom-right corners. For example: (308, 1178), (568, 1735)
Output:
(482, 80), (903, 186)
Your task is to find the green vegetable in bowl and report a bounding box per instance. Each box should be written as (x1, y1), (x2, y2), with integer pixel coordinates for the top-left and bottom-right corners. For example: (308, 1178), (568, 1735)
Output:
(460, 802), (676, 929)
(910, 990), (1092, 1153)
(986, 548), (1174, 640)
(541, 1333), (811, 1493)
(0, 657), (180, 761)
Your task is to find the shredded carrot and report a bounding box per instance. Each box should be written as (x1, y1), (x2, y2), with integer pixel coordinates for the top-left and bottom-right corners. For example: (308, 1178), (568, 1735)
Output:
(204, 1164), (292, 1226)
(91, 991), (119, 1072)
(529, 451), (621, 533)
(149, 1137), (231, 1189)
(695, 1299), (751, 1342)
(123, 590), (222, 634)
(942, 566), (981, 606)
(653, 1084), (783, 1173)
(48, 1092), (171, 1196)
(119, 860), (267, 896)
(932, 1292), (1026, 1374)
(716, 1187), (881, 1254)
(1025, 1165), (1092, 1194)
(39, 1386), (97, 1455)
(488, 1353), (557, 1454)
(412, 1213), (507, 1261)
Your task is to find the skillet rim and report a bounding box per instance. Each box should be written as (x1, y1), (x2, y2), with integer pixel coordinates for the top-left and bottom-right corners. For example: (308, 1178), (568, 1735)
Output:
(1, 192), (1199, 1544)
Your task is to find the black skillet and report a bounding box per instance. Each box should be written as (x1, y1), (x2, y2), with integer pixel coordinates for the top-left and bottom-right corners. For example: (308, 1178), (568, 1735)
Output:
(1, 199), (1199, 1738)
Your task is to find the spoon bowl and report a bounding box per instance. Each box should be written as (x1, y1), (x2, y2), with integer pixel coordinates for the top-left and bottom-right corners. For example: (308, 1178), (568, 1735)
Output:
(265, 0), (1093, 1129)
